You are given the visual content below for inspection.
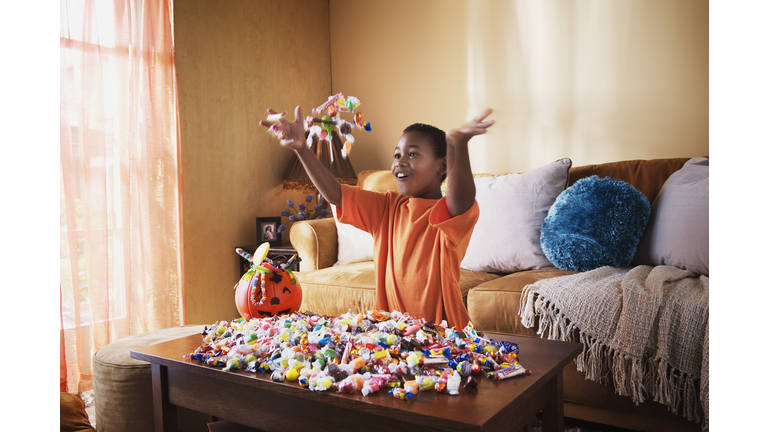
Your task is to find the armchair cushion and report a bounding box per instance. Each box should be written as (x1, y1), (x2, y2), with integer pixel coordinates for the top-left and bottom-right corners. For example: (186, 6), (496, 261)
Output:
(296, 262), (500, 317)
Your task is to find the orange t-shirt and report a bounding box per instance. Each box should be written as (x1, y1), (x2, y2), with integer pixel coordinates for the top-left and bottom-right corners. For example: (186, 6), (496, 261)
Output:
(337, 184), (479, 328)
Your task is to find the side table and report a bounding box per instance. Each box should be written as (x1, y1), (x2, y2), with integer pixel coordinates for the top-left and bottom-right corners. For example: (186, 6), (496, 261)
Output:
(236, 244), (298, 275)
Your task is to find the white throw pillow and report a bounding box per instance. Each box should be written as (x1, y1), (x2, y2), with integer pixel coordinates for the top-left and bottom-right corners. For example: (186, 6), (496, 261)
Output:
(332, 204), (375, 266)
(461, 159), (572, 273)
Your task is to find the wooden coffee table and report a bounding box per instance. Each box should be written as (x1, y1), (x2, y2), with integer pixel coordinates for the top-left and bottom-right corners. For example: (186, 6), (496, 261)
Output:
(131, 332), (581, 432)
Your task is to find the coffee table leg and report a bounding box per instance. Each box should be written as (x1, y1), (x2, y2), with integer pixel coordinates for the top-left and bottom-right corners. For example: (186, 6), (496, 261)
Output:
(540, 370), (564, 432)
(151, 363), (178, 432)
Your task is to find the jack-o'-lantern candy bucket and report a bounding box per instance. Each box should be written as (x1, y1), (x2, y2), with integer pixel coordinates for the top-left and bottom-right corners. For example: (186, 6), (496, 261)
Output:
(234, 243), (302, 319)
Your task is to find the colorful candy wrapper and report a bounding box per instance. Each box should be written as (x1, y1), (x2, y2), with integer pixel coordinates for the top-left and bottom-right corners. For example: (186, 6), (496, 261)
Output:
(416, 375), (436, 391)
(270, 368), (286, 382)
(267, 93), (370, 158)
(265, 112), (286, 122)
(390, 387), (413, 400)
(188, 310), (530, 402)
(404, 380), (419, 395)
(491, 366), (531, 380)
(312, 93), (343, 117)
(463, 375), (478, 389)
(345, 96), (360, 110)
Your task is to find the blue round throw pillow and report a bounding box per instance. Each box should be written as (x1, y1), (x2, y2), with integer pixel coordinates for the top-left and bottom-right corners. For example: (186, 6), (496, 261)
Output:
(540, 175), (651, 272)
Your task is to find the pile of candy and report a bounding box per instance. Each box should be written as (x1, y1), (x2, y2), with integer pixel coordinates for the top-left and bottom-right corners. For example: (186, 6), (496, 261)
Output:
(263, 92), (372, 158)
(186, 310), (530, 400)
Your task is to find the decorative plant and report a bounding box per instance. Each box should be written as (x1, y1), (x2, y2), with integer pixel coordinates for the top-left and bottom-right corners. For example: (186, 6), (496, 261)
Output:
(278, 193), (332, 234)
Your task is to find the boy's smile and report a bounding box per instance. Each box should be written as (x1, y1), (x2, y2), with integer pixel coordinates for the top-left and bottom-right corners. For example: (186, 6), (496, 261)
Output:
(391, 131), (446, 200)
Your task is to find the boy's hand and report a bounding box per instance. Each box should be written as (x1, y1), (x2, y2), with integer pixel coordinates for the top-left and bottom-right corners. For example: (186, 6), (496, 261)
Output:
(259, 105), (305, 151)
(446, 108), (495, 147)
(444, 108), (493, 217)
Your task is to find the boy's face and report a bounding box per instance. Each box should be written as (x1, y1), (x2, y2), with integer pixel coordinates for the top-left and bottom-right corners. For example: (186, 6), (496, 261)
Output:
(391, 131), (446, 199)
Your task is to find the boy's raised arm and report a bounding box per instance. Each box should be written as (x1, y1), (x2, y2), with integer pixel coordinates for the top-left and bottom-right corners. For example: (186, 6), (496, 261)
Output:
(444, 108), (495, 217)
(260, 106), (342, 206)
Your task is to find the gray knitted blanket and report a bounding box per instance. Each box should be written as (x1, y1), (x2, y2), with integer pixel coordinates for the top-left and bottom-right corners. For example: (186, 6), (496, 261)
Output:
(519, 265), (709, 429)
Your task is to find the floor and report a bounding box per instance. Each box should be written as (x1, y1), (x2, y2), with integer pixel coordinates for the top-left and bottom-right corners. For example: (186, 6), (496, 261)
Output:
(530, 414), (638, 432)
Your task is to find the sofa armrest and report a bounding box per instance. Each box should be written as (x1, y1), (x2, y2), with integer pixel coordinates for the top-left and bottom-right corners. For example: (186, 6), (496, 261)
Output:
(289, 218), (338, 271)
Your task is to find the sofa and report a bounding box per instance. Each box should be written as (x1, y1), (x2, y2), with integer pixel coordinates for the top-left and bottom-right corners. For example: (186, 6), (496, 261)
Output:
(290, 157), (707, 432)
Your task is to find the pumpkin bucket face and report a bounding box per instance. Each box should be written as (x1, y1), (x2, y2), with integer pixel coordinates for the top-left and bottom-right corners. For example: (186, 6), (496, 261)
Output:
(235, 263), (302, 319)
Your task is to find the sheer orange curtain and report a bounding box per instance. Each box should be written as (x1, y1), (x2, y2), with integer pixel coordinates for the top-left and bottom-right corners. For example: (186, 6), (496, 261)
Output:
(60, 0), (185, 393)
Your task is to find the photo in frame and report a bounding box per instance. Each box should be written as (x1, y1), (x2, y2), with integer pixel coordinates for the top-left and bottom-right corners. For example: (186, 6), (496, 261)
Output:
(256, 217), (281, 246)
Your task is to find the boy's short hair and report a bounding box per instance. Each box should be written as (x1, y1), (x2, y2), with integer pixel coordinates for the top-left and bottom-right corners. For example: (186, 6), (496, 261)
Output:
(403, 123), (447, 159)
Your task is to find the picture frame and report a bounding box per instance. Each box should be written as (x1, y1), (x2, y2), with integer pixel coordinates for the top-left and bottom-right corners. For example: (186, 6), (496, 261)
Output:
(256, 216), (281, 246)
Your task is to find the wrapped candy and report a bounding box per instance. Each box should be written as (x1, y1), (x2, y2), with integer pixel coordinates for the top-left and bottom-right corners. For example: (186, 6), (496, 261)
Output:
(312, 93), (343, 117)
(354, 112), (370, 130)
(390, 387), (413, 400)
(270, 369), (286, 382)
(264, 93), (371, 158)
(187, 309), (528, 400)
(446, 370), (462, 396)
(297, 370), (310, 387)
(265, 112), (286, 122)
(345, 96), (361, 110)
(491, 366), (531, 381)
(456, 361), (473, 377)
(361, 375), (390, 396)
(309, 373), (335, 392)
(335, 374), (365, 393)
(285, 368), (299, 382)
(349, 356), (367, 371)
(223, 356), (241, 371)
(388, 361), (410, 376)
(416, 375), (436, 391)
(463, 376), (479, 389)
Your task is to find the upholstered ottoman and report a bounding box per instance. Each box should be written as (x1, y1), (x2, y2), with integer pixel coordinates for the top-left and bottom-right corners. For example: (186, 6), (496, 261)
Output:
(93, 324), (208, 432)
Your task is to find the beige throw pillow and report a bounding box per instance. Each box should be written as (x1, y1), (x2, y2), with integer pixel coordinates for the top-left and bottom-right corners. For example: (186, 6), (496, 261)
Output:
(461, 158), (572, 273)
(633, 157), (709, 276)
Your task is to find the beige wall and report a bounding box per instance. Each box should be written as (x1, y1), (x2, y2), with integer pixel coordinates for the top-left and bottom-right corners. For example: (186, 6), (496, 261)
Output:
(175, 0), (332, 325)
(330, 0), (708, 174)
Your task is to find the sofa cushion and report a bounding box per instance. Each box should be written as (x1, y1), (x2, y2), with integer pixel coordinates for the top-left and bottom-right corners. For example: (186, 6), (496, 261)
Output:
(296, 262), (501, 319)
(295, 262), (377, 316)
(461, 158), (572, 273)
(331, 204), (374, 266)
(467, 268), (577, 336)
(540, 176), (651, 272)
(633, 157), (709, 276)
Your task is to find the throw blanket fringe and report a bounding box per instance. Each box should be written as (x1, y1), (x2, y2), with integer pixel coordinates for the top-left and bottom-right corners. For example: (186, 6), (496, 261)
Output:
(519, 266), (708, 428)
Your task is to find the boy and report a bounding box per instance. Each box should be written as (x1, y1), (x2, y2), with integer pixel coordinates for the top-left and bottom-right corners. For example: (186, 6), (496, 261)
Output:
(261, 106), (494, 328)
